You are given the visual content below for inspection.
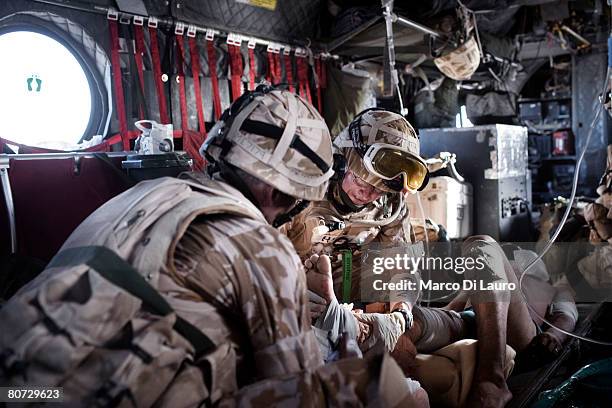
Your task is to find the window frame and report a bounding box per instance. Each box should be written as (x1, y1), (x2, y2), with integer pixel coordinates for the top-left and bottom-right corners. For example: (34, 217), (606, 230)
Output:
(0, 14), (108, 147)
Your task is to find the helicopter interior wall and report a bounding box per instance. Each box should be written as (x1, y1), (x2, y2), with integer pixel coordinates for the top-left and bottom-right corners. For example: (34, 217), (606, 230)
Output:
(174, 0), (322, 43)
(0, 156), (130, 264)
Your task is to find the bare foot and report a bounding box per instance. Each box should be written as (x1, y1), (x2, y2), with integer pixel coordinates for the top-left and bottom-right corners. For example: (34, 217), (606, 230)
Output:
(306, 254), (336, 304)
(532, 331), (565, 356)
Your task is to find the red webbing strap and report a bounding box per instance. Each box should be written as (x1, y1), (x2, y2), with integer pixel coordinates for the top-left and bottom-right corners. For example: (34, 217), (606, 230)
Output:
(267, 50), (282, 85)
(175, 34), (190, 132)
(284, 52), (295, 93)
(148, 26), (170, 124)
(266, 51), (274, 83)
(228, 44), (243, 101)
(109, 19), (129, 151)
(314, 57), (323, 113)
(274, 53), (282, 85)
(248, 47), (256, 90)
(176, 35), (205, 168)
(183, 130), (205, 171)
(206, 40), (222, 121)
(133, 24), (146, 120)
(92, 130), (140, 151)
(188, 36), (207, 136)
(297, 56), (312, 104)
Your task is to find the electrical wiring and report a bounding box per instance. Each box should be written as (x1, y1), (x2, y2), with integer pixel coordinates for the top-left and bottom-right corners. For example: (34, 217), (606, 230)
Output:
(416, 191), (431, 306)
(515, 66), (612, 346)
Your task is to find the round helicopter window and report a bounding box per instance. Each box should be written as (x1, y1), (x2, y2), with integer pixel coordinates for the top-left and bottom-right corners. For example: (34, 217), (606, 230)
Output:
(0, 31), (93, 150)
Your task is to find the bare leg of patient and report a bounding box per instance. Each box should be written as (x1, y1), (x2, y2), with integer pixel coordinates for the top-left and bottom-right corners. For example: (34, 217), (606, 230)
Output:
(438, 236), (536, 352)
(406, 235), (538, 408)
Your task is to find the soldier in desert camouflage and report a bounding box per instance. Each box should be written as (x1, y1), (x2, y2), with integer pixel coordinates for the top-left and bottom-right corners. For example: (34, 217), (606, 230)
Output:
(0, 89), (428, 407)
(281, 110), (428, 356)
(281, 109), (543, 408)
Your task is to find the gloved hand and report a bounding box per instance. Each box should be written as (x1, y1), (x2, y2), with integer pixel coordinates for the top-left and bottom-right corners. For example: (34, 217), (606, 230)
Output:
(307, 290), (327, 321)
(354, 312), (405, 352)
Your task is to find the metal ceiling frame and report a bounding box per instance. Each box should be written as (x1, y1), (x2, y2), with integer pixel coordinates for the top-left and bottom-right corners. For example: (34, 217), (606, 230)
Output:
(324, 11), (446, 54)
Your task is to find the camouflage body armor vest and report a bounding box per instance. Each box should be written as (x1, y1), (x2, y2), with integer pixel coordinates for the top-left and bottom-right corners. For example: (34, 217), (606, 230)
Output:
(0, 174), (263, 406)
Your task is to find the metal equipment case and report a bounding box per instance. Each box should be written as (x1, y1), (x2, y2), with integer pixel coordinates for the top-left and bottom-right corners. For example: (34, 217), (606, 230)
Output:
(419, 125), (531, 241)
(405, 176), (473, 239)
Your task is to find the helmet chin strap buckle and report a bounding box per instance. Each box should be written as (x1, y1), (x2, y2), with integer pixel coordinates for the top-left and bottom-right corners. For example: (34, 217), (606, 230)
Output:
(272, 199), (310, 228)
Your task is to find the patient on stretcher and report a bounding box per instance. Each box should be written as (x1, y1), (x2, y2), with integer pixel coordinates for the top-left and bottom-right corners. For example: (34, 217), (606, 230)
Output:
(305, 237), (578, 407)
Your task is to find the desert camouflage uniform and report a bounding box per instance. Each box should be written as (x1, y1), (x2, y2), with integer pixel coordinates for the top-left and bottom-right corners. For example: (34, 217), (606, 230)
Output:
(162, 174), (420, 406)
(282, 185), (412, 303)
(0, 173), (421, 407)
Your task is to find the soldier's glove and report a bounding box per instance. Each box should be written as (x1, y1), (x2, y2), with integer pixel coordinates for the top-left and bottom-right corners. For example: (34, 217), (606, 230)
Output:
(308, 290), (328, 321)
(354, 312), (405, 352)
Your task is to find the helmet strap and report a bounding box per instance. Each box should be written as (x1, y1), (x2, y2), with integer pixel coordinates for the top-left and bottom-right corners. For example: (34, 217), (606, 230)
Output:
(272, 199), (310, 228)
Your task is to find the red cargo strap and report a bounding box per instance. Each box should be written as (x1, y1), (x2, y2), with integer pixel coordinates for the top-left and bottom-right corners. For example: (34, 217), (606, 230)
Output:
(182, 129), (205, 171)
(175, 34), (190, 132)
(284, 51), (295, 93)
(266, 52), (272, 83)
(267, 49), (281, 85)
(133, 24), (146, 120)
(148, 26), (170, 124)
(177, 33), (205, 170)
(297, 55), (312, 104)
(206, 39), (222, 120)
(274, 53), (282, 85)
(188, 36), (207, 136)
(227, 44), (243, 101)
(248, 47), (256, 90)
(109, 19), (129, 151)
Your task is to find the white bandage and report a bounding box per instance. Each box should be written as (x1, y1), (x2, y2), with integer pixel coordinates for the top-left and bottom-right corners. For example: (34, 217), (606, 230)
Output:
(354, 312), (405, 352)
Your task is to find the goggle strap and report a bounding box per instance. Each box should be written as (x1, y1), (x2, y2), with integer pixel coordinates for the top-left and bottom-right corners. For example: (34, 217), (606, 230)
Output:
(349, 119), (368, 156)
(333, 134), (354, 148)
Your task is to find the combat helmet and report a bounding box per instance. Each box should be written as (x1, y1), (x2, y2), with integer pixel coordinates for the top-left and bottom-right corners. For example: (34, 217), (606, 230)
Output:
(334, 109), (429, 193)
(202, 87), (334, 201)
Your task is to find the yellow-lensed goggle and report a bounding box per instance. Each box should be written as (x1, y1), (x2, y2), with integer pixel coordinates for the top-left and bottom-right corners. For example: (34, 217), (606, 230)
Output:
(363, 144), (429, 192)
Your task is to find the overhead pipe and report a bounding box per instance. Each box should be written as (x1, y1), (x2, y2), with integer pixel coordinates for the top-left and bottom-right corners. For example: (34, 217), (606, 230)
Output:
(391, 13), (445, 40)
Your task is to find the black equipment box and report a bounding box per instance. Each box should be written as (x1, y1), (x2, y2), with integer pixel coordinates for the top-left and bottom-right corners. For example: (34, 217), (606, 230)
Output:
(122, 153), (192, 182)
(519, 102), (543, 122)
(420, 125), (532, 241)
